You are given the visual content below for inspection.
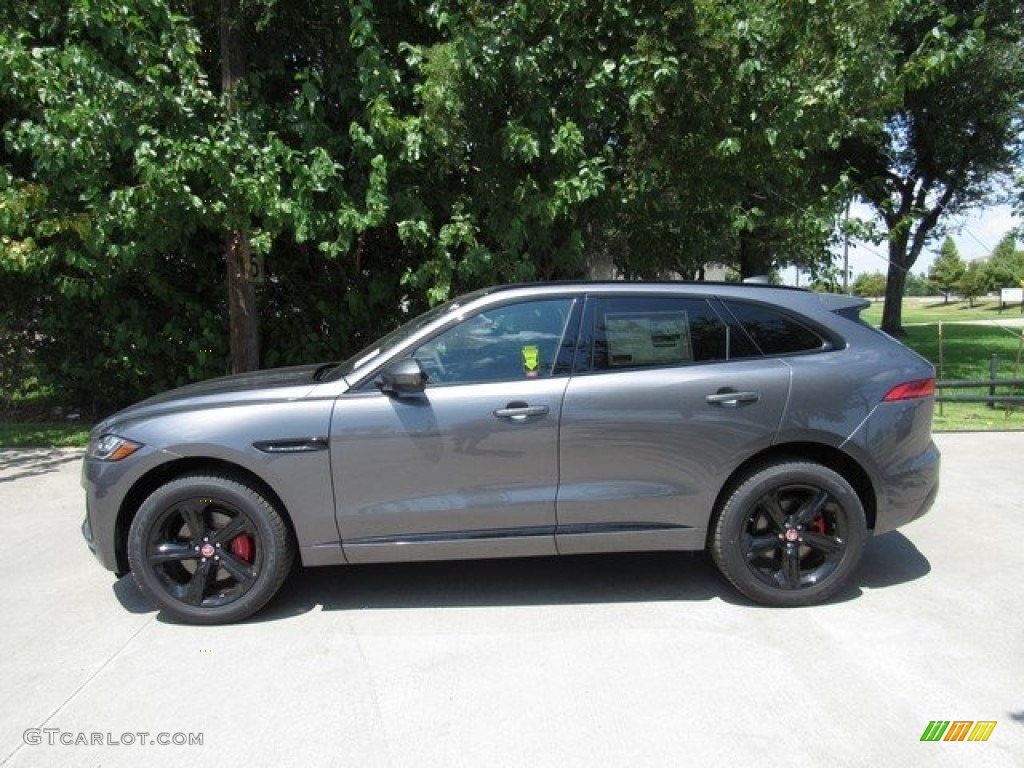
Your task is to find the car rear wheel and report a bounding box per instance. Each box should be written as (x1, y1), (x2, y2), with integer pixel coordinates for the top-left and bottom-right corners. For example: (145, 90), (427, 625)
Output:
(710, 461), (867, 607)
(127, 473), (294, 624)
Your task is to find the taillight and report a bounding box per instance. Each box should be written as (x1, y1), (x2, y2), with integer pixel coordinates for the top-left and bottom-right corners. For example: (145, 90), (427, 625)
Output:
(883, 378), (936, 402)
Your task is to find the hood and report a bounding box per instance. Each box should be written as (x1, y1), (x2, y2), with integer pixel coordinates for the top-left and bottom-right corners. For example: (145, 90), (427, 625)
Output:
(93, 363), (332, 434)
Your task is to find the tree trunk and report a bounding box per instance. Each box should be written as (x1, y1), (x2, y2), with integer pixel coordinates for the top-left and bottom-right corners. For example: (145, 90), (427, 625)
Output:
(225, 230), (260, 373)
(585, 248), (615, 280)
(220, 0), (259, 373)
(738, 229), (773, 280)
(881, 236), (909, 336)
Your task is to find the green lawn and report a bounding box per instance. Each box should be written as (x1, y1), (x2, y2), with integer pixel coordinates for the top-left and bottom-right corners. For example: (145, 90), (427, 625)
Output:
(859, 297), (1024, 431)
(0, 422), (91, 449)
(902, 323), (1024, 381)
(1, 383), (92, 448)
(860, 296), (1024, 325)
(931, 401), (1023, 432)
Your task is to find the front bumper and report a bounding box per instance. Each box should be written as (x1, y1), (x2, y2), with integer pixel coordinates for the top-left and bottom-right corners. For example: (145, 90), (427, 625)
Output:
(82, 497), (124, 576)
(81, 511), (94, 552)
(80, 445), (167, 574)
(81, 473), (122, 572)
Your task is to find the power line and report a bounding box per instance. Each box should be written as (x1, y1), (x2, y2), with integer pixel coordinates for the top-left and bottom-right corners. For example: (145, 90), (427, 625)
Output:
(961, 226), (993, 258)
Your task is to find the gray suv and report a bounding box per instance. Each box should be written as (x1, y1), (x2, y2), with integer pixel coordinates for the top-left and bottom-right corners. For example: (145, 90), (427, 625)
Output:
(82, 282), (940, 623)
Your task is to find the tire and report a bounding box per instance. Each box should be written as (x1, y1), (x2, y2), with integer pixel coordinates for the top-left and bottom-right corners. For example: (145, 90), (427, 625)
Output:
(710, 461), (867, 607)
(127, 473), (294, 624)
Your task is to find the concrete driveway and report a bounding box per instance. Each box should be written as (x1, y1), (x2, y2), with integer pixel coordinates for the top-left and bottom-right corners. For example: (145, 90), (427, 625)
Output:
(0, 433), (1021, 768)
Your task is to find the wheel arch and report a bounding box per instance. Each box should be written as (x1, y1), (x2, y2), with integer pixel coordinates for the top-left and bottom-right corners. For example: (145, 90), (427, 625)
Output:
(711, 442), (877, 541)
(113, 457), (296, 575)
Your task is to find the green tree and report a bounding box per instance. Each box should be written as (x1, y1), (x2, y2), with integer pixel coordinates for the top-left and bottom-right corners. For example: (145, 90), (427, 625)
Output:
(1, 1), (223, 408)
(844, 0), (1024, 335)
(852, 271), (887, 298)
(7, 0), (1020, 413)
(0, 0), (422, 407)
(402, 0), (901, 290)
(958, 259), (987, 307)
(904, 270), (931, 297)
(395, 1), (627, 299)
(982, 232), (1024, 290)
(928, 237), (967, 302)
(593, 0), (895, 280)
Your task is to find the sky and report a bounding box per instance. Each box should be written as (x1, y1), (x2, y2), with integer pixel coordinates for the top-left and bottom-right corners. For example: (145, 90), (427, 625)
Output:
(787, 202), (1021, 287)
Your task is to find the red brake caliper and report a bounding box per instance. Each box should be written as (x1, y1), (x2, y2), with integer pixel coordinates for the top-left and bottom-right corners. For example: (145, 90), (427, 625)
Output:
(230, 534), (255, 563)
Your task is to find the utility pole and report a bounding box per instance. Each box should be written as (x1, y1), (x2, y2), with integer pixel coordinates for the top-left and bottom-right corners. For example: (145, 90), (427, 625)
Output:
(842, 199), (851, 294)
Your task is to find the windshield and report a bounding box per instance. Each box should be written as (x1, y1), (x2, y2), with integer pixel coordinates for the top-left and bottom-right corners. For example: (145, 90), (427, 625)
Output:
(325, 289), (490, 381)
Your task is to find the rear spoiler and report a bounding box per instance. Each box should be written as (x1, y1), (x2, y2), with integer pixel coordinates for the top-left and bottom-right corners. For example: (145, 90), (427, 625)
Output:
(817, 294), (870, 320)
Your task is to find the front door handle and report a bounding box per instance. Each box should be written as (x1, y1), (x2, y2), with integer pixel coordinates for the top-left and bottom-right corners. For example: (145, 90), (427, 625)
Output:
(493, 402), (550, 421)
(705, 390), (760, 408)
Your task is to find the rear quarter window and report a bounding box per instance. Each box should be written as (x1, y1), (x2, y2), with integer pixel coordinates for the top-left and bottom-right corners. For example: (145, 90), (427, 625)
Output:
(722, 299), (829, 356)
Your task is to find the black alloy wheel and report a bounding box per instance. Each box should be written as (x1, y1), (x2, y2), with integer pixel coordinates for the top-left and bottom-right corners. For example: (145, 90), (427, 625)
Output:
(127, 473), (293, 624)
(711, 461), (867, 607)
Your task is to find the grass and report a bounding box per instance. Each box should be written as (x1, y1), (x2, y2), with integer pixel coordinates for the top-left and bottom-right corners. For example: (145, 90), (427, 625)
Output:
(1, 383), (91, 448)
(931, 401), (1024, 432)
(860, 295), (1024, 325)
(860, 297), (1024, 431)
(0, 422), (91, 449)
(903, 323), (1024, 381)
(912, 324), (1024, 431)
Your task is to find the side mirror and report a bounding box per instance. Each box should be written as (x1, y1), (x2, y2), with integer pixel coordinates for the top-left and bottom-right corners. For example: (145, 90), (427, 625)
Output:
(378, 358), (428, 397)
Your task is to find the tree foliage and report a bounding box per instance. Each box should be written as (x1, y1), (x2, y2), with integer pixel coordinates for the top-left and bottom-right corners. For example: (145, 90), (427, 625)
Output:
(981, 232), (1024, 291)
(957, 259), (987, 307)
(903, 271), (931, 297)
(928, 237), (966, 302)
(2, 0), (1022, 411)
(583, 0), (896, 280)
(1, 1), (223, 408)
(843, 0), (1024, 334)
(1, 0), (429, 406)
(852, 272), (887, 298)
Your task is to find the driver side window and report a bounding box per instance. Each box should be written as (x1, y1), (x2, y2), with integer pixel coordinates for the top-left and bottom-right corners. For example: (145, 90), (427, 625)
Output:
(413, 299), (574, 386)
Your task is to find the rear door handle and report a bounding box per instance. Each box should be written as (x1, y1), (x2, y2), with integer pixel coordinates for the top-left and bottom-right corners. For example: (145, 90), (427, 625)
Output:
(705, 390), (760, 408)
(493, 402), (550, 421)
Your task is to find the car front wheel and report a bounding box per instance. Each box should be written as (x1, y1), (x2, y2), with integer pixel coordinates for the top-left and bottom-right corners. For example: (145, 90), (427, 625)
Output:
(710, 461), (867, 607)
(127, 473), (294, 624)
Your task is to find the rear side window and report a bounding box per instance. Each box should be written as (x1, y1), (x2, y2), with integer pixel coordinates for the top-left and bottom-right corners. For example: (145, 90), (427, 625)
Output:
(586, 296), (755, 371)
(721, 299), (827, 355)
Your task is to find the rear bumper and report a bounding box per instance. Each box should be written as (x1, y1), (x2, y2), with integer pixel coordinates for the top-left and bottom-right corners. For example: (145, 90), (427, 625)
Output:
(840, 394), (941, 535)
(872, 439), (941, 534)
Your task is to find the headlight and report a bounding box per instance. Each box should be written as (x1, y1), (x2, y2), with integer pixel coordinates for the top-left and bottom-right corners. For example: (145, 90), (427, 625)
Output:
(88, 434), (143, 462)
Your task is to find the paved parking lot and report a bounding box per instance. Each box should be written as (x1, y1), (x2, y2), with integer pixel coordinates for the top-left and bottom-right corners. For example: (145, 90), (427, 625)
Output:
(0, 433), (1021, 768)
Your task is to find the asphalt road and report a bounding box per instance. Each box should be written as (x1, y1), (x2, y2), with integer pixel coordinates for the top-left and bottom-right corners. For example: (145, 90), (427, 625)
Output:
(0, 433), (1021, 768)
